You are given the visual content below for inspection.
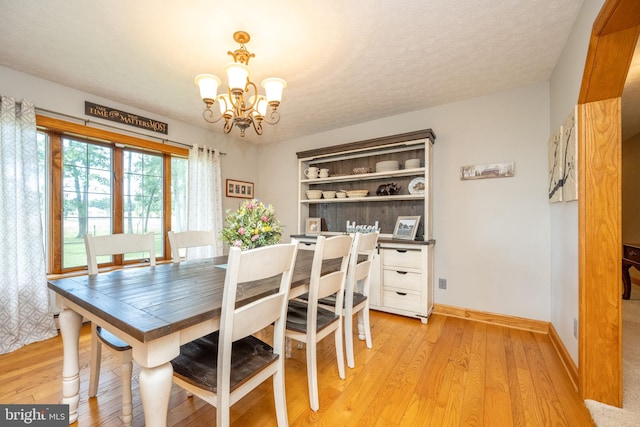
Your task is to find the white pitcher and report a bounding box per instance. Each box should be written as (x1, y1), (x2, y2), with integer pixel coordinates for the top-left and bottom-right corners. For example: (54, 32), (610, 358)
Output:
(304, 167), (318, 179)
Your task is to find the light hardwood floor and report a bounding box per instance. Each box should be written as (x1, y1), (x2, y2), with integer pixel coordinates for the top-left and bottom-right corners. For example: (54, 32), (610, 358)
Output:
(0, 311), (594, 426)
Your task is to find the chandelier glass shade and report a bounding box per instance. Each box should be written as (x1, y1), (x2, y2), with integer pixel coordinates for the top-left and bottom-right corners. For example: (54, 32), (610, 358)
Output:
(195, 31), (286, 137)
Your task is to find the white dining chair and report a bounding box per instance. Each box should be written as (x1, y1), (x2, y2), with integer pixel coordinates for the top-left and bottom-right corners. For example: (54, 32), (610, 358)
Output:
(318, 232), (378, 368)
(84, 232), (156, 427)
(170, 241), (299, 427)
(167, 229), (218, 262)
(285, 234), (352, 411)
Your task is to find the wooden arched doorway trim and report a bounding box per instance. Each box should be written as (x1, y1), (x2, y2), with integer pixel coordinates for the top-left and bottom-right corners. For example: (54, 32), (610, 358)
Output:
(578, 0), (640, 406)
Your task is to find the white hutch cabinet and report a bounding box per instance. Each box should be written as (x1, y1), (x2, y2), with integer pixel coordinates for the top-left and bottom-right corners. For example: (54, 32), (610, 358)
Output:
(293, 130), (436, 323)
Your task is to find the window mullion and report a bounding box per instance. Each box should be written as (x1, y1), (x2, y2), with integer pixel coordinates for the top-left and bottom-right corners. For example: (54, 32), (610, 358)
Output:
(113, 148), (124, 266)
(50, 132), (64, 274)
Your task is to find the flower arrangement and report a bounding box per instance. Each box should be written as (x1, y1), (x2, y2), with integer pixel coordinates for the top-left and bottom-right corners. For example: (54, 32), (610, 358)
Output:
(220, 199), (283, 250)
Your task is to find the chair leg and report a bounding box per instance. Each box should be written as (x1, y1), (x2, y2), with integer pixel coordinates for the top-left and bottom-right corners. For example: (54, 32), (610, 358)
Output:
(345, 314), (355, 369)
(334, 324), (345, 380)
(360, 308), (372, 348)
(88, 323), (101, 398)
(216, 397), (231, 427)
(306, 340), (319, 411)
(273, 359), (289, 426)
(120, 355), (133, 427)
(285, 337), (292, 358)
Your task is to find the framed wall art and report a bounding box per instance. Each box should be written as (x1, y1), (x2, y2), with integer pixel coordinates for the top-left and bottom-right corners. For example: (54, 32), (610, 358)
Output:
(548, 128), (564, 202)
(460, 161), (515, 180)
(562, 106), (578, 201)
(226, 179), (254, 199)
(392, 215), (420, 240)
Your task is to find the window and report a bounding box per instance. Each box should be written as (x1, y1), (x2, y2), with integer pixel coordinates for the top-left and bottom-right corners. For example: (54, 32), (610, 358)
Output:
(36, 117), (189, 274)
(171, 157), (188, 233)
(62, 138), (113, 268)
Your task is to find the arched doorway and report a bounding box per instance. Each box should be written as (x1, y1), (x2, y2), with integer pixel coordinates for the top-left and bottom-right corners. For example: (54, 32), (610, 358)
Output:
(579, 0), (640, 406)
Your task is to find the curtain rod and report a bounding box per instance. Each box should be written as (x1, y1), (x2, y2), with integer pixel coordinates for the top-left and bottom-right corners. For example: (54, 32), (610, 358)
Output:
(35, 107), (226, 155)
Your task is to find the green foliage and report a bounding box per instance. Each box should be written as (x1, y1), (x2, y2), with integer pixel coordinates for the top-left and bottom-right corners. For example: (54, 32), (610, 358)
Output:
(220, 199), (283, 250)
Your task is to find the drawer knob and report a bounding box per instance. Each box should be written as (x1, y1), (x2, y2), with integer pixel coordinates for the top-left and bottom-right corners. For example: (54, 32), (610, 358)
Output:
(396, 271), (408, 275)
(396, 249), (408, 253)
(396, 292), (407, 296)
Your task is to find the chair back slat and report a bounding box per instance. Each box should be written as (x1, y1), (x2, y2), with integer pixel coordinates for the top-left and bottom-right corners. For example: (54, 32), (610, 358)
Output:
(317, 271), (346, 300)
(84, 233), (156, 274)
(233, 293), (286, 341)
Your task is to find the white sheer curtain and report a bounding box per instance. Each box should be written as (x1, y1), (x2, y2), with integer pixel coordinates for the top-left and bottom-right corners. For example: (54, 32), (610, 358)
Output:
(187, 144), (223, 258)
(0, 97), (57, 354)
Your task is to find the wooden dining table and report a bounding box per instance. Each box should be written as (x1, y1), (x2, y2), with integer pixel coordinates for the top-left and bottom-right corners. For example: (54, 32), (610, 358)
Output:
(48, 249), (325, 426)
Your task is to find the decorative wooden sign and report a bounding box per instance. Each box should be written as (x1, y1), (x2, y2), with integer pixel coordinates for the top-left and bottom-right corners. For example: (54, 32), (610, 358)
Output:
(85, 101), (168, 134)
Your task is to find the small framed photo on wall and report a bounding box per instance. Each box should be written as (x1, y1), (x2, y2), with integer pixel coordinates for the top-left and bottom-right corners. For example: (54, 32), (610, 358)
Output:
(226, 179), (254, 199)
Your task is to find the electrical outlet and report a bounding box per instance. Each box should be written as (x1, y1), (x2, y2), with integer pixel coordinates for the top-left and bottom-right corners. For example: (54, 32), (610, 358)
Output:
(574, 318), (578, 338)
(438, 278), (447, 290)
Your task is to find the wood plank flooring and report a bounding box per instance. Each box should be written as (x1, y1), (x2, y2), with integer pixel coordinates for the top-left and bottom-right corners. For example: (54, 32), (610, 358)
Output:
(0, 311), (594, 426)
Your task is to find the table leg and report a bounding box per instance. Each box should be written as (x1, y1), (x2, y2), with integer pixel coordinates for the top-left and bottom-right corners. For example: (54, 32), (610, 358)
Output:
(139, 362), (173, 427)
(58, 309), (83, 424)
(622, 260), (633, 300)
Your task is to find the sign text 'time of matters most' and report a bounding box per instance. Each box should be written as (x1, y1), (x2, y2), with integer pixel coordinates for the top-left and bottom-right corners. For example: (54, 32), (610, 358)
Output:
(85, 101), (168, 135)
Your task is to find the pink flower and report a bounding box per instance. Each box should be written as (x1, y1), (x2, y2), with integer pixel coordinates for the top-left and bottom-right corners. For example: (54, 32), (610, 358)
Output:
(238, 227), (245, 235)
(247, 203), (254, 210)
(251, 234), (259, 241)
(261, 215), (268, 222)
(233, 240), (242, 247)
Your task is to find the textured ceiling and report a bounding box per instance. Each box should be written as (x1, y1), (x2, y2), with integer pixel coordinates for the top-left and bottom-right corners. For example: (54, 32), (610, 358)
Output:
(1, 0), (620, 145)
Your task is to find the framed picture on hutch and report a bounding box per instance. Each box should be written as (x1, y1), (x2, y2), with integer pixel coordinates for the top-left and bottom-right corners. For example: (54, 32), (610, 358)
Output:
(305, 218), (321, 235)
(392, 216), (420, 240)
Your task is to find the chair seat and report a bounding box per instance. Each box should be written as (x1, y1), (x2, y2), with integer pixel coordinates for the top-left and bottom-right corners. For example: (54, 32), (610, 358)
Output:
(299, 292), (367, 309)
(96, 326), (131, 351)
(286, 299), (339, 334)
(171, 332), (277, 393)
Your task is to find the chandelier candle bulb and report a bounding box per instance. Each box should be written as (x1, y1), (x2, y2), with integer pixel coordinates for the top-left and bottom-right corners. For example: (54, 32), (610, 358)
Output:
(225, 63), (250, 92)
(195, 74), (221, 104)
(262, 78), (287, 104)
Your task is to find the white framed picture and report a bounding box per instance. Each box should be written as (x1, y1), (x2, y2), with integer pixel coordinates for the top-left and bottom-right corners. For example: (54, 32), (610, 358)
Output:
(392, 216), (420, 240)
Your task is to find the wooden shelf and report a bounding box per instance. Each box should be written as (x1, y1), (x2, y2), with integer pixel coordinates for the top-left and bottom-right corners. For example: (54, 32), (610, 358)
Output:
(302, 168), (424, 184)
(301, 194), (424, 204)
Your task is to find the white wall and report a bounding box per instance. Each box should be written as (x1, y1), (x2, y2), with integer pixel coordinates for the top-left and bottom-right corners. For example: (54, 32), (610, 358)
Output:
(548, 0), (605, 364)
(260, 82), (552, 321)
(0, 65), (260, 217)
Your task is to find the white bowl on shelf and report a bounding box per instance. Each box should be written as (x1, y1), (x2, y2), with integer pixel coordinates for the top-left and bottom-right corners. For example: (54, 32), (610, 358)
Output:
(405, 158), (421, 169)
(322, 191), (336, 199)
(375, 160), (399, 172)
(346, 190), (369, 198)
(336, 191), (347, 198)
(306, 190), (323, 200)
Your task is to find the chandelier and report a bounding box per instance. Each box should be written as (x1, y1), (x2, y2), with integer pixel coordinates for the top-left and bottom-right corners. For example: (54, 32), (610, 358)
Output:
(195, 31), (286, 137)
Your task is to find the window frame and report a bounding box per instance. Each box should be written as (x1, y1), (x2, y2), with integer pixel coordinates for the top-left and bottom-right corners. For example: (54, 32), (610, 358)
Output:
(37, 115), (188, 274)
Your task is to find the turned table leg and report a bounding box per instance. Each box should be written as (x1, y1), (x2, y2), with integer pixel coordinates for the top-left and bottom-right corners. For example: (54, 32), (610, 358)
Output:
(58, 309), (83, 424)
(139, 362), (173, 427)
